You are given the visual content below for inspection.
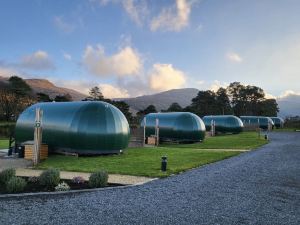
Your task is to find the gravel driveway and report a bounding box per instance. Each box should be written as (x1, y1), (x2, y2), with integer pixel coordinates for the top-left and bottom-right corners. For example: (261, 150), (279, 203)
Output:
(0, 132), (299, 225)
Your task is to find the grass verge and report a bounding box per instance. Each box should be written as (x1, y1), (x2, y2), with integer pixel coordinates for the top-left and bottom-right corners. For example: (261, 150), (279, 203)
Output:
(160, 132), (268, 150)
(37, 148), (241, 178)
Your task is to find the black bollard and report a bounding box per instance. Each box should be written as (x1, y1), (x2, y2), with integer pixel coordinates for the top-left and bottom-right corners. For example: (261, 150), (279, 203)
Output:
(161, 156), (167, 172)
(265, 134), (268, 140)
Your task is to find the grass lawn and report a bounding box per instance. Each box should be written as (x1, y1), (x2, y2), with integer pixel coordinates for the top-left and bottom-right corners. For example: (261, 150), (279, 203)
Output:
(37, 148), (241, 178)
(0, 139), (9, 149)
(160, 132), (268, 150)
(273, 128), (299, 132)
(38, 132), (268, 177)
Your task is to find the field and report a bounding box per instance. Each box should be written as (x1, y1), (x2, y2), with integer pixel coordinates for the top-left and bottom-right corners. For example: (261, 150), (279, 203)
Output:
(37, 132), (268, 177)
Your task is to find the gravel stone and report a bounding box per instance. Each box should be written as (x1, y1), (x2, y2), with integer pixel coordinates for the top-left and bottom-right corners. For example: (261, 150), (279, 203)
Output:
(0, 132), (299, 225)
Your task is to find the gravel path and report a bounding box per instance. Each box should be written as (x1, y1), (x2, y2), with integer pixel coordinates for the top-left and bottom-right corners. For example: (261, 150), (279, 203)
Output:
(0, 132), (299, 225)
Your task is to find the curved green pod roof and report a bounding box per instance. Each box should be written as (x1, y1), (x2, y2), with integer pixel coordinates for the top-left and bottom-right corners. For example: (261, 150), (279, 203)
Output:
(270, 117), (284, 129)
(203, 115), (244, 133)
(15, 101), (130, 154)
(141, 112), (206, 142)
(240, 116), (274, 130)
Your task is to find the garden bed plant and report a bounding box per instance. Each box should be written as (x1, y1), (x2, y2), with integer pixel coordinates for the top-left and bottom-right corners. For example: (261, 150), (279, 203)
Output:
(0, 168), (119, 195)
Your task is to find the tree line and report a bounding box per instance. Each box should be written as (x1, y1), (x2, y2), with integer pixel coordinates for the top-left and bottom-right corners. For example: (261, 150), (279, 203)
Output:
(137, 82), (279, 119)
(0, 76), (279, 125)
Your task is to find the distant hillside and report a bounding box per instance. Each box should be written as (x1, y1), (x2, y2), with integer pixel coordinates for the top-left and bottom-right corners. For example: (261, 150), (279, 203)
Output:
(25, 79), (86, 101)
(117, 88), (199, 112)
(277, 94), (300, 117)
(118, 88), (300, 117)
(0, 76), (86, 101)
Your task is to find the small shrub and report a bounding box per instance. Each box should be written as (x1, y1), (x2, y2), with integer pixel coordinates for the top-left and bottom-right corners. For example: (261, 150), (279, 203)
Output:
(55, 182), (70, 192)
(39, 168), (60, 189)
(72, 176), (85, 184)
(89, 170), (108, 188)
(0, 168), (16, 184)
(28, 176), (39, 184)
(6, 177), (27, 193)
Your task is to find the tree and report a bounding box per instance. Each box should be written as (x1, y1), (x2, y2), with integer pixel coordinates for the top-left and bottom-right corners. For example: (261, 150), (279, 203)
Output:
(54, 94), (72, 102)
(84, 86), (104, 101)
(166, 102), (183, 112)
(0, 77), (35, 121)
(137, 104), (157, 120)
(215, 88), (232, 115)
(258, 99), (279, 116)
(37, 93), (52, 102)
(8, 76), (32, 97)
(227, 82), (278, 116)
(187, 90), (217, 117)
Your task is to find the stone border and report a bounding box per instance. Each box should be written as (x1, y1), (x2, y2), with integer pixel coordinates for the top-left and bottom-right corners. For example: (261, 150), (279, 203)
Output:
(0, 178), (158, 199)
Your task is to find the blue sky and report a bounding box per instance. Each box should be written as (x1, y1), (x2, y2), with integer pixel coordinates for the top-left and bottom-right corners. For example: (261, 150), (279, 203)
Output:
(0, 0), (299, 98)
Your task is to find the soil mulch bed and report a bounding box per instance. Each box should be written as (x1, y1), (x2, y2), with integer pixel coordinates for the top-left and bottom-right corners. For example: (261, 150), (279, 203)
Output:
(0, 177), (124, 194)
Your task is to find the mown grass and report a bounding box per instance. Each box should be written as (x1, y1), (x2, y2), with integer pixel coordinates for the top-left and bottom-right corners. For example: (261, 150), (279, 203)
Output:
(37, 132), (268, 177)
(0, 139), (9, 149)
(160, 131), (268, 150)
(37, 148), (241, 177)
(273, 128), (299, 132)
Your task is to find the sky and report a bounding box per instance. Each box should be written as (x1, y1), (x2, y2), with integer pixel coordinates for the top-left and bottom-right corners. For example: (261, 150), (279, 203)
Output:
(0, 0), (300, 99)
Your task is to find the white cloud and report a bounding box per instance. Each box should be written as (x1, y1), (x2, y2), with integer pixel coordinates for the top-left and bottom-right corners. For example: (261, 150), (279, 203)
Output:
(149, 64), (186, 91)
(83, 45), (142, 76)
(63, 52), (72, 61)
(21, 50), (55, 70)
(99, 83), (130, 98)
(226, 52), (243, 63)
(150, 0), (194, 32)
(95, 0), (148, 26)
(53, 16), (75, 33)
(122, 0), (148, 26)
(265, 92), (276, 99)
(279, 90), (300, 98)
(210, 80), (228, 92)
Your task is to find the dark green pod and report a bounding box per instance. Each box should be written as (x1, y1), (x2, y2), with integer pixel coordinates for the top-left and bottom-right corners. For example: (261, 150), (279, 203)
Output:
(240, 116), (274, 130)
(141, 112), (206, 143)
(270, 117), (284, 128)
(15, 101), (130, 154)
(202, 115), (244, 133)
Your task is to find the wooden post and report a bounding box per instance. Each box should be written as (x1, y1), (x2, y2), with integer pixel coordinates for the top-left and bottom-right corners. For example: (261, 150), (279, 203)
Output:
(143, 117), (146, 146)
(155, 118), (159, 146)
(33, 108), (43, 166)
(211, 120), (215, 136)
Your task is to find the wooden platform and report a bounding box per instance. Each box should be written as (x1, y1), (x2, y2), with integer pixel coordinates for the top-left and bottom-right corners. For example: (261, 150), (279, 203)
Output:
(24, 144), (48, 160)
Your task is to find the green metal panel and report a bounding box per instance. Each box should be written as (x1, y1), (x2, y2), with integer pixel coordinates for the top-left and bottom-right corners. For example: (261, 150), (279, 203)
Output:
(15, 101), (130, 154)
(203, 115), (244, 133)
(270, 117), (284, 128)
(141, 112), (206, 142)
(240, 116), (274, 130)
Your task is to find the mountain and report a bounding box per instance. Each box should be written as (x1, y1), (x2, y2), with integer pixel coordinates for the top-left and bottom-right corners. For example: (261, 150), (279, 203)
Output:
(0, 76), (87, 101)
(25, 79), (86, 101)
(117, 88), (199, 112)
(119, 88), (300, 117)
(277, 94), (300, 117)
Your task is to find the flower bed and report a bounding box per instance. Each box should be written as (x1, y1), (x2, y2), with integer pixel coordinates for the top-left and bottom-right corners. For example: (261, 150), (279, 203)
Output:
(0, 168), (121, 195)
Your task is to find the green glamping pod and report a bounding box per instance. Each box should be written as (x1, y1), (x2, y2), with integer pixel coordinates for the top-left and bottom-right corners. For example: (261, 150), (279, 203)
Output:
(203, 115), (244, 133)
(141, 112), (206, 143)
(240, 116), (274, 130)
(270, 117), (284, 129)
(15, 101), (130, 155)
